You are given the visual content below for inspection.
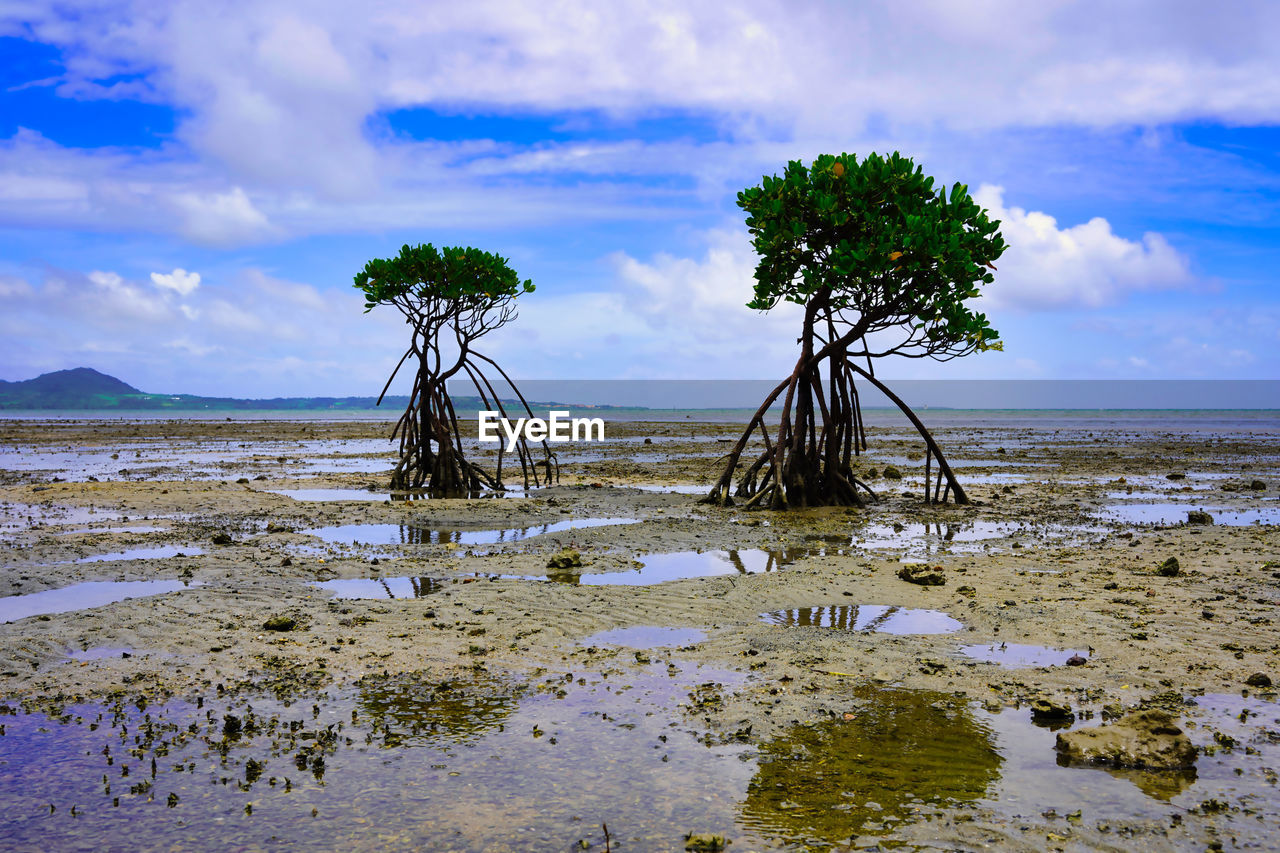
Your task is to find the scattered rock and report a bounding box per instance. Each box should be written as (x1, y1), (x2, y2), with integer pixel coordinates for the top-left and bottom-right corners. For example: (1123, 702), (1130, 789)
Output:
(1186, 510), (1214, 525)
(1157, 557), (1181, 577)
(264, 612), (307, 632)
(684, 833), (729, 852)
(1031, 697), (1074, 725)
(211, 532), (233, 545)
(882, 466), (903, 480)
(1066, 654), (1088, 667)
(1250, 480), (1266, 490)
(897, 564), (945, 586)
(547, 548), (583, 569)
(956, 585), (976, 598)
(280, 556), (293, 567)
(1055, 710), (1197, 770)
(643, 437), (653, 444)
(1245, 672), (1272, 689)
(1166, 473), (1186, 481)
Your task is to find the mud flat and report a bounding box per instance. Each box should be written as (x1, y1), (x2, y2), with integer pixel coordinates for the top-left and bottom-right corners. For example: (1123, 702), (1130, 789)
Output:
(1, 412), (1278, 850)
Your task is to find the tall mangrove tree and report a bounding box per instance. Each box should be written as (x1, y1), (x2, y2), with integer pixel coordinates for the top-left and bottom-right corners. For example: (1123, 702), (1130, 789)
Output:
(705, 152), (1006, 509)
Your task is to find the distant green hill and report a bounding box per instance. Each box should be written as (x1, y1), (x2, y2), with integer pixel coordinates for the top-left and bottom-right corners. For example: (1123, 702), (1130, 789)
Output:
(0, 368), (641, 412)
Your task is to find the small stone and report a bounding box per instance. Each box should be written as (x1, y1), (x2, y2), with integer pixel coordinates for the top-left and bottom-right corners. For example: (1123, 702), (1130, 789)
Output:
(211, 532), (233, 545)
(882, 466), (903, 480)
(263, 614), (301, 632)
(897, 564), (945, 586)
(1249, 480), (1266, 491)
(1186, 510), (1214, 525)
(546, 548), (583, 569)
(1245, 672), (1272, 688)
(1055, 709), (1196, 770)
(956, 585), (976, 598)
(1166, 473), (1186, 481)
(1031, 698), (1075, 724)
(1066, 654), (1088, 666)
(1157, 557), (1180, 577)
(684, 833), (729, 852)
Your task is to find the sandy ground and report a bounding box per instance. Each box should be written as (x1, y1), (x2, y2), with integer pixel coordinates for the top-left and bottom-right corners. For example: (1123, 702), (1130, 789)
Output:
(1, 414), (1277, 850)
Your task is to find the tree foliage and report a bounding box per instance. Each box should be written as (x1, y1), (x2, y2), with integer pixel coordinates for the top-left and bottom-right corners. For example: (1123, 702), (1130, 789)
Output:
(741, 151), (1004, 360)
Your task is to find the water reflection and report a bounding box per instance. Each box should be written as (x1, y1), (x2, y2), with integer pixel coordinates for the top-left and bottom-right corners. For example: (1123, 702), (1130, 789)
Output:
(303, 517), (638, 547)
(761, 605), (963, 634)
(0, 579), (202, 622)
(315, 576), (447, 600)
(740, 687), (1002, 843)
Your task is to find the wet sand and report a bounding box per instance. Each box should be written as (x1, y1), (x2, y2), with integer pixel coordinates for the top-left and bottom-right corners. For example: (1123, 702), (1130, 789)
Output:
(1, 414), (1277, 851)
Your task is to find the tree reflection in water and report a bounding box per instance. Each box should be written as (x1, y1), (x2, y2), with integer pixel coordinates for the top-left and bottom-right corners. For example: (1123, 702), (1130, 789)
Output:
(741, 687), (1001, 844)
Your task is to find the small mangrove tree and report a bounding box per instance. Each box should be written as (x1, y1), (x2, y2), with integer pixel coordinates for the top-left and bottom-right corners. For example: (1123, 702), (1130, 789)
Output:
(355, 244), (556, 496)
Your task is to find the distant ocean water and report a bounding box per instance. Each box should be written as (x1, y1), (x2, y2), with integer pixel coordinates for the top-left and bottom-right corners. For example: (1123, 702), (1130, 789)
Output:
(1, 407), (1277, 434)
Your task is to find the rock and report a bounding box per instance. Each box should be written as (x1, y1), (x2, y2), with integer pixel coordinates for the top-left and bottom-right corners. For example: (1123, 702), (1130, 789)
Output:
(1186, 510), (1214, 525)
(643, 437), (653, 444)
(684, 834), (729, 852)
(1157, 557), (1181, 577)
(263, 614), (300, 632)
(1245, 672), (1272, 688)
(1031, 698), (1074, 725)
(897, 564), (945, 586)
(547, 548), (583, 569)
(1066, 654), (1088, 666)
(1055, 710), (1197, 770)
(1250, 480), (1266, 490)
(211, 532), (233, 545)
(1166, 473), (1186, 481)
(956, 585), (976, 598)
(882, 466), (903, 480)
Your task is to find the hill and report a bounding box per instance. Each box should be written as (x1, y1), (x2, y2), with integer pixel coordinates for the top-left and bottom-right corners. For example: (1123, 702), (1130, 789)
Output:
(0, 368), (641, 412)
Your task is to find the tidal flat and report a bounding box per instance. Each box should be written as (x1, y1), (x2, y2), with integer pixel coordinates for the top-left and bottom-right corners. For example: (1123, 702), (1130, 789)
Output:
(1, 412), (1278, 851)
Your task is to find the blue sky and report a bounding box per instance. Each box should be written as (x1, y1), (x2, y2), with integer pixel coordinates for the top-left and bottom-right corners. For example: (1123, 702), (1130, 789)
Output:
(0, 1), (1277, 397)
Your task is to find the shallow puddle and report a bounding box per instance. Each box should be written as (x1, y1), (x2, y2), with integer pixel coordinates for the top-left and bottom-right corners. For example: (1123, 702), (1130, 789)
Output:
(959, 643), (1089, 668)
(854, 519), (1101, 558)
(75, 545), (203, 563)
(555, 549), (795, 585)
(628, 484), (710, 494)
(56, 525), (166, 535)
(0, 676), (1277, 850)
(1101, 503), (1280, 525)
(580, 626), (708, 647)
(317, 549), (800, 595)
(315, 576), (448, 600)
(0, 662), (754, 851)
(303, 517), (639, 547)
(741, 687), (1001, 843)
(269, 488), (394, 502)
(64, 646), (146, 662)
(0, 580), (202, 622)
(760, 605), (963, 634)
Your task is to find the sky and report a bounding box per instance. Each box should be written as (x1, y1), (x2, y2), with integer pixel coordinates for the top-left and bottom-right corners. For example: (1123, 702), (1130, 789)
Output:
(0, 0), (1277, 398)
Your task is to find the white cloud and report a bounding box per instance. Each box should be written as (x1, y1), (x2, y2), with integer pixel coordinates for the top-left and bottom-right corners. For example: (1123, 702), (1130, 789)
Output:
(974, 185), (1197, 310)
(169, 187), (273, 245)
(0, 1), (1276, 247)
(150, 267), (201, 296)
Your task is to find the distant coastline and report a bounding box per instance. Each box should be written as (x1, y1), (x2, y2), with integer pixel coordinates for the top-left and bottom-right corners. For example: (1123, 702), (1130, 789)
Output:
(2, 368), (1277, 413)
